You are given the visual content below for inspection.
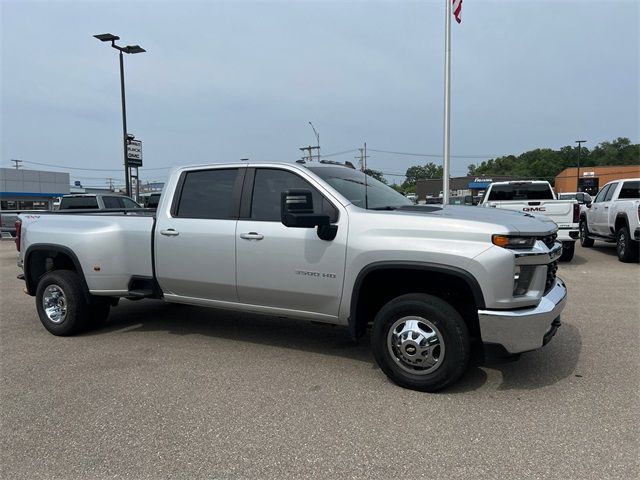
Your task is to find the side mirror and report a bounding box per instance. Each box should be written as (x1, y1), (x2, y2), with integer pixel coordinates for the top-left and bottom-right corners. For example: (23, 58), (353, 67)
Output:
(281, 189), (337, 240)
(575, 193), (586, 204)
(585, 201), (592, 208)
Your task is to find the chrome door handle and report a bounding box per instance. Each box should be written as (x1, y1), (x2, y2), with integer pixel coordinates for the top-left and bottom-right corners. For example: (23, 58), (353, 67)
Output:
(160, 229), (180, 236)
(240, 232), (264, 240)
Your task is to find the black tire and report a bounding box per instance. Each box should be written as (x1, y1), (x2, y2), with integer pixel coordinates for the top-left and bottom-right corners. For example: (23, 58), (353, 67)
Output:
(616, 226), (639, 263)
(35, 270), (90, 336)
(371, 293), (470, 392)
(559, 241), (575, 262)
(579, 220), (594, 247)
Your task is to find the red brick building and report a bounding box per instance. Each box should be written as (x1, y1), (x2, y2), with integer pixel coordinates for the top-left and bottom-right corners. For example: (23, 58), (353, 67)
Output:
(554, 165), (640, 196)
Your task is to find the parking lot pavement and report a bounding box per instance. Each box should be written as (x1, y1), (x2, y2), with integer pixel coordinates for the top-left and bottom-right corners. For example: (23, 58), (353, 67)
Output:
(1, 241), (638, 480)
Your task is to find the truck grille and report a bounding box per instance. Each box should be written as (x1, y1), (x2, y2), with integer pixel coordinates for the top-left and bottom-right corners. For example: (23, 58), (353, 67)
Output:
(539, 233), (557, 249)
(545, 261), (558, 294)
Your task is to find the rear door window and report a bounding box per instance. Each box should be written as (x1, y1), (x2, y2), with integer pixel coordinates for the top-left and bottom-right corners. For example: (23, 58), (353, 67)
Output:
(102, 196), (124, 209)
(60, 197), (99, 209)
(619, 181), (639, 199)
(175, 169), (240, 219)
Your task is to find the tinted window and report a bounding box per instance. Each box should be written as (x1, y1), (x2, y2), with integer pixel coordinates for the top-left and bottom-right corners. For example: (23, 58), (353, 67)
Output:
(604, 183), (617, 202)
(307, 166), (412, 210)
(619, 181), (640, 199)
(121, 197), (140, 209)
(251, 169), (338, 222)
(594, 184), (611, 203)
(487, 183), (554, 201)
(102, 196), (124, 209)
(176, 169), (238, 219)
(60, 197), (99, 209)
(148, 194), (161, 208)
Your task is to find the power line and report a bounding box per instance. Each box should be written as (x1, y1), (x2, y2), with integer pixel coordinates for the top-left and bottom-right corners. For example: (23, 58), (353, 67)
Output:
(368, 148), (501, 159)
(16, 159), (173, 172)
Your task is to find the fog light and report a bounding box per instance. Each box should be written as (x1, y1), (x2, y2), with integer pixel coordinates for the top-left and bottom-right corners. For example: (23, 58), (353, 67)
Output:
(514, 266), (535, 296)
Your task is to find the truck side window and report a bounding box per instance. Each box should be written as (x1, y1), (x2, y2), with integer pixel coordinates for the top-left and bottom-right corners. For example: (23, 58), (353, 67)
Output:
(103, 196), (124, 209)
(250, 169), (338, 222)
(593, 184), (610, 203)
(176, 169), (239, 219)
(603, 183), (617, 202)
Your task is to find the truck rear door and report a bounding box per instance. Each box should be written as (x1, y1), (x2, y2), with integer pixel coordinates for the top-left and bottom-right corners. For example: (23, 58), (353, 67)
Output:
(154, 167), (244, 302)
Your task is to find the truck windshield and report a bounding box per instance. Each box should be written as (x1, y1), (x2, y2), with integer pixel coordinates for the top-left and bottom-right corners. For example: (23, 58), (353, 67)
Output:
(59, 197), (99, 209)
(307, 166), (413, 210)
(487, 184), (554, 201)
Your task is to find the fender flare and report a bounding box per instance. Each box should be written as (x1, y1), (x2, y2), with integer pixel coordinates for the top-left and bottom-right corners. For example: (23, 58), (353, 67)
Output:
(348, 261), (486, 340)
(23, 243), (91, 300)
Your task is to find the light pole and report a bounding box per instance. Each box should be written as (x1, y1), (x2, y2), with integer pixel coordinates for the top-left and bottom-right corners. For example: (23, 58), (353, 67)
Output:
(309, 122), (320, 161)
(94, 33), (146, 198)
(575, 140), (586, 192)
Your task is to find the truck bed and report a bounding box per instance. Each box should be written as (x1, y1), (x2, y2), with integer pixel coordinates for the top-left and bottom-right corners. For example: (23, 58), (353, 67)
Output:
(19, 210), (156, 295)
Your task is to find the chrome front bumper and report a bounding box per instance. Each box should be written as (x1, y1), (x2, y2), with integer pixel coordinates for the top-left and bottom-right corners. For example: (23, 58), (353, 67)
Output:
(477, 278), (567, 353)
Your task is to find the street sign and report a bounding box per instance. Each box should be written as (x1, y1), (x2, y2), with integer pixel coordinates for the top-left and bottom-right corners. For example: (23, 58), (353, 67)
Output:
(127, 139), (143, 167)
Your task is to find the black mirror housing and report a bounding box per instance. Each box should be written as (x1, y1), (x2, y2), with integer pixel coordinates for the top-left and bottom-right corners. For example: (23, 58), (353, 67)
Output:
(281, 189), (337, 240)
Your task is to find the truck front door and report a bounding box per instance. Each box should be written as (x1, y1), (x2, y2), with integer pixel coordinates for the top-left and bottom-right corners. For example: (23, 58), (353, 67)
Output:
(235, 167), (347, 319)
(155, 167), (244, 302)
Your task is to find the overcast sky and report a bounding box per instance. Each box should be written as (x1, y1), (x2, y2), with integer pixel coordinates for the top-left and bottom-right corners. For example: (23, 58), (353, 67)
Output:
(1, 0), (638, 187)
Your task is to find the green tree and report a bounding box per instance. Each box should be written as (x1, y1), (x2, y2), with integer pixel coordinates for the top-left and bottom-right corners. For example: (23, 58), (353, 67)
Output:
(363, 168), (388, 184)
(402, 162), (443, 190)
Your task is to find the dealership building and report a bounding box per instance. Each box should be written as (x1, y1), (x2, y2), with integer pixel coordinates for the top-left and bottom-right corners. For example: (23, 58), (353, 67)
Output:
(415, 175), (526, 200)
(0, 168), (70, 210)
(554, 165), (640, 196)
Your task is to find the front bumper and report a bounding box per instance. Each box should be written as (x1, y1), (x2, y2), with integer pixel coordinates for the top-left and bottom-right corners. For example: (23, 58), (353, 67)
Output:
(477, 277), (567, 353)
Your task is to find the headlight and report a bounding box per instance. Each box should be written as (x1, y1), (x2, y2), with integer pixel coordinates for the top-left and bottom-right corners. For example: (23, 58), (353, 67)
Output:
(492, 235), (536, 249)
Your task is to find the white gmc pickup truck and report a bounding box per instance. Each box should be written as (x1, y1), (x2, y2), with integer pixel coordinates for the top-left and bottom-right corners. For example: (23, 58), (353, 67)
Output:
(480, 181), (580, 262)
(579, 178), (640, 262)
(16, 161), (567, 392)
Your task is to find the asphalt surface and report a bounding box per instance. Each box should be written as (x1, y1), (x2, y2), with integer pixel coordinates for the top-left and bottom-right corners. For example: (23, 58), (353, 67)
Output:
(1, 240), (638, 479)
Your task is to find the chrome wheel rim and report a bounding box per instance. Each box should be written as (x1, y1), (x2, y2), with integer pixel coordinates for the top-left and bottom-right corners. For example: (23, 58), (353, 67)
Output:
(618, 231), (626, 256)
(42, 285), (67, 324)
(387, 316), (445, 375)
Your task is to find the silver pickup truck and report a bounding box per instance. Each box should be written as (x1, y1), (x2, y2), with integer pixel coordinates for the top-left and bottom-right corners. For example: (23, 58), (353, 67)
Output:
(16, 161), (567, 391)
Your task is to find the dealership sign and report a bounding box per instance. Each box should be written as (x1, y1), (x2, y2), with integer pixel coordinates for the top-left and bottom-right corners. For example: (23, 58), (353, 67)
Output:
(127, 139), (143, 167)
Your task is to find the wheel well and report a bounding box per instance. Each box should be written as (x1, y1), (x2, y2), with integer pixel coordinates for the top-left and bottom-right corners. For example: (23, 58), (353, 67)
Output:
(614, 215), (629, 232)
(25, 247), (84, 297)
(350, 267), (482, 341)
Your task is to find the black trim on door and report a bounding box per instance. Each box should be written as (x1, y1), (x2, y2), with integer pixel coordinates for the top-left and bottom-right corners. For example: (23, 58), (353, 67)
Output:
(239, 168), (255, 218)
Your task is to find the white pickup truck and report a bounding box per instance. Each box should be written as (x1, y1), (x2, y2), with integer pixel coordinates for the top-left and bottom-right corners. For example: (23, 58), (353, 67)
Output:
(579, 178), (640, 262)
(15, 161), (567, 392)
(480, 181), (580, 262)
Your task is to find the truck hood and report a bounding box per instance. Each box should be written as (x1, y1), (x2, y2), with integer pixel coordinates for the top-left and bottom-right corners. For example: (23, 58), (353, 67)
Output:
(385, 205), (557, 236)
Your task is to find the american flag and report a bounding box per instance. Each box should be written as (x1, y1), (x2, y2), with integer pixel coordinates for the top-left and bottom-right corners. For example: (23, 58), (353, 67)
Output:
(453, 0), (462, 24)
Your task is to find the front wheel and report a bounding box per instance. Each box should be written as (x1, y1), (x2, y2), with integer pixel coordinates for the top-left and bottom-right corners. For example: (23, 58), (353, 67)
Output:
(371, 293), (470, 392)
(559, 241), (575, 262)
(617, 226), (639, 263)
(579, 220), (594, 247)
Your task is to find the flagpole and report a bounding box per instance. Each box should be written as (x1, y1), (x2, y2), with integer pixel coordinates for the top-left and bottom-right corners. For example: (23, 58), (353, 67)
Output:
(442, 0), (452, 205)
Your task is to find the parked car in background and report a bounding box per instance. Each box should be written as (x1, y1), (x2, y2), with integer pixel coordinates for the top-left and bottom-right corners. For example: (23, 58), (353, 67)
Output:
(405, 193), (418, 204)
(58, 194), (141, 210)
(480, 181), (580, 262)
(579, 178), (640, 262)
(558, 192), (592, 205)
(139, 192), (161, 209)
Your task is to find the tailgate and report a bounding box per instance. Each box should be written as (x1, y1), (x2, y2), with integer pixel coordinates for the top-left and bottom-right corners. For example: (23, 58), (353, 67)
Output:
(489, 200), (575, 223)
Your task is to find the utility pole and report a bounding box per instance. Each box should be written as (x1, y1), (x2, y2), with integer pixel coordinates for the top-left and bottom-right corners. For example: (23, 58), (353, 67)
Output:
(299, 145), (319, 162)
(107, 178), (115, 191)
(11, 159), (22, 169)
(308, 122), (320, 161)
(355, 146), (370, 172)
(575, 140), (587, 192)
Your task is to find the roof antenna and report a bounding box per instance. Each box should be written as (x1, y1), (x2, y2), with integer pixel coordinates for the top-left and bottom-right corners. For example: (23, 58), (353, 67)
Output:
(364, 142), (369, 210)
